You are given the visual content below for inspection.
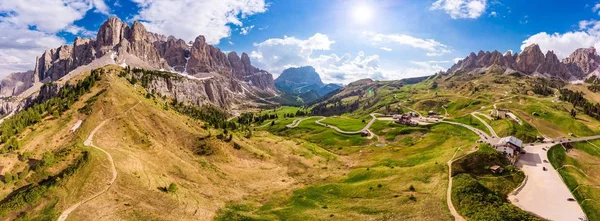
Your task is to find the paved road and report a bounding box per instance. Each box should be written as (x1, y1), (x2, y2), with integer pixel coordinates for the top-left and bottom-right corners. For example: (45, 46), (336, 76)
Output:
(286, 114), (380, 139)
(58, 100), (140, 221)
(509, 143), (587, 221)
(471, 112), (498, 138)
(285, 116), (323, 128)
(440, 120), (491, 141)
(314, 114), (379, 135)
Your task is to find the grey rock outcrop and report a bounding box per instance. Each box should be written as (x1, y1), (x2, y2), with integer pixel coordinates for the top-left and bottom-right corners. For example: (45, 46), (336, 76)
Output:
(0, 71), (35, 97)
(0, 16), (279, 114)
(32, 16), (276, 92)
(563, 47), (600, 79)
(186, 35), (232, 76)
(447, 44), (600, 80)
(274, 66), (341, 97)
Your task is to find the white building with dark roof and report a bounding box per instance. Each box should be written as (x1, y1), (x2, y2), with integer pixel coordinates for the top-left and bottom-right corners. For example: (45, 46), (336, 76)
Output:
(494, 136), (523, 163)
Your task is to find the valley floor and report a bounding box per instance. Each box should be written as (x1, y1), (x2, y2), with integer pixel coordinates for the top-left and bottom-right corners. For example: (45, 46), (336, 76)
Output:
(3, 67), (600, 220)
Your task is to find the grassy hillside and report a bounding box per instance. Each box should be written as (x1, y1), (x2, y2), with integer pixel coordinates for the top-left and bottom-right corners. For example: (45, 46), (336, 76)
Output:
(549, 142), (600, 220)
(451, 144), (538, 221)
(0, 66), (348, 220)
(3, 65), (600, 220)
(217, 123), (479, 220)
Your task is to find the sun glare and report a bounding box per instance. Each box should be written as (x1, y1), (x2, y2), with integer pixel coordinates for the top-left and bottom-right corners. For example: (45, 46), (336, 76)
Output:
(352, 5), (373, 24)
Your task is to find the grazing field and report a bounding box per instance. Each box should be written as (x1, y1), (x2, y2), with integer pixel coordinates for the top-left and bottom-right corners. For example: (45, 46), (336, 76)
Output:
(260, 106), (303, 118)
(447, 114), (490, 136)
(319, 116), (371, 131)
(266, 117), (368, 152)
(502, 97), (600, 138)
(548, 142), (600, 221)
(216, 123), (480, 220)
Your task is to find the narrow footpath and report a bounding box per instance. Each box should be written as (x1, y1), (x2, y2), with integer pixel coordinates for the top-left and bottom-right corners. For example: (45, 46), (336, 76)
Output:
(58, 100), (140, 221)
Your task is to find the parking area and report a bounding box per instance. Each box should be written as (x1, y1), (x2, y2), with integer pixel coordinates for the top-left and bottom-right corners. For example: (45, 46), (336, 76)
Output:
(508, 143), (587, 221)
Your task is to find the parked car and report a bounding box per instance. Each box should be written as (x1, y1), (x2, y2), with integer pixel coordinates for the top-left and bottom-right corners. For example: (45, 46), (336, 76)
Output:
(567, 198), (576, 202)
(543, 167), (547, 171)
(543, 160), (548, 163)
(542, 148), (547, 151)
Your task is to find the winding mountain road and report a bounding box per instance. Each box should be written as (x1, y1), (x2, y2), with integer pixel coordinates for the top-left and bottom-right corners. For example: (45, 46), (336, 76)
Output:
(471, 112), (498, 138)
(286, 114), (380, 139)
(281, 102), (597, 221)
(58, 100), (140, 221)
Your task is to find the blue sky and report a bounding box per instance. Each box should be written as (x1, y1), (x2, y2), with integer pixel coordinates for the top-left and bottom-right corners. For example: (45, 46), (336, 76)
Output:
(1, 0), (600, 84)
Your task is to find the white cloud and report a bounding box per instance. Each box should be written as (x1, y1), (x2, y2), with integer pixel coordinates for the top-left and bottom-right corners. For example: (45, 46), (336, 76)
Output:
(363, 32), (451, 56)
(453, 57), (463, 63)
(0, 22), (66, 76)
(430, 0), (487, 19)
(0, 0), (108, 76)
(250, 33), (335, 74)
(521, 20), (600, 58)
(64, 25), (96, 37)
(593, 3), (600, 15)
(0, 0), (109, 33)
(240, 25), (254, 35)
(380, 47), (392, 52)
(251, 34), (443, 84)
(131, 0), (267, 44)
(489, 11), (497, 17)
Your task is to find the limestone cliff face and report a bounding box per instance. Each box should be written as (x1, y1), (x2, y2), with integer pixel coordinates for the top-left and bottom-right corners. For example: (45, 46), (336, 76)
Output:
(32, 16), (276, 89)
(0, 71), (35, 97)
(143, 74), (246, 109)
(563, 47), (600, 79)
(34, 17), (166, 82)
(186, 36), (232, 76)
(447, 44), (600, 80)
(9, 16), (278, 113)
(154, 36), (189, 72)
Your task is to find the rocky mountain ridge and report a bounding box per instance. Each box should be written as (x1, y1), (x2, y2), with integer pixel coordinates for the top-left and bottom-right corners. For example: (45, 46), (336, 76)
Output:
(274, 66), (341, 98)
(0, 71), (35, 98)
(446, 44), (600, 80)
(0, 16), (278, 115)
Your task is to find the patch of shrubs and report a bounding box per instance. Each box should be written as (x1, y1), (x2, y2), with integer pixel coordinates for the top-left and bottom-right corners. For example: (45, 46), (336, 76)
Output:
(0, 151), (89, 217)
(233, 142), (242, 150)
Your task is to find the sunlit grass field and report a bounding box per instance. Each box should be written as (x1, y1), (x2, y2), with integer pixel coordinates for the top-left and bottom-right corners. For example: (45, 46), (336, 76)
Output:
(216, 123), (479, 220)
(549, 142), (600, 221)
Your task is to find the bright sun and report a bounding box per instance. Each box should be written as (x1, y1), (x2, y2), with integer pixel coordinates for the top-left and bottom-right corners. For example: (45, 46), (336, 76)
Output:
(352, 5), (373, 24)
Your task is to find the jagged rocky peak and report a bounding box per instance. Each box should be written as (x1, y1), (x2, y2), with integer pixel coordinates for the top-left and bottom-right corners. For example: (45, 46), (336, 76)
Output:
(0, 71), (35, 97)
(446, 43), (600, 80)
(186, 34), (231, 76)
(4, 16), (278, 115)
(96, 16), (129, 53)
(516, 44), (545, 74)
(34, 16), (167, 82)
(563, 47), (600, 77)
(155, 36), (189, 72)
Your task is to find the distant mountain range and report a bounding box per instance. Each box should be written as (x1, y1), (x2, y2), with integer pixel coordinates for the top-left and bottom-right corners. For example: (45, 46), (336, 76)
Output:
(446, 44), (600, 81)
(274, 66), (342, 102)
(4, 17), (600, 116)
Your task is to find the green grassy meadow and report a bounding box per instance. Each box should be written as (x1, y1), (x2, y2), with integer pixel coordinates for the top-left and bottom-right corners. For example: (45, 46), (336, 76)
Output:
(216, 123), (480, 220)
(548, 143), (600, 221)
